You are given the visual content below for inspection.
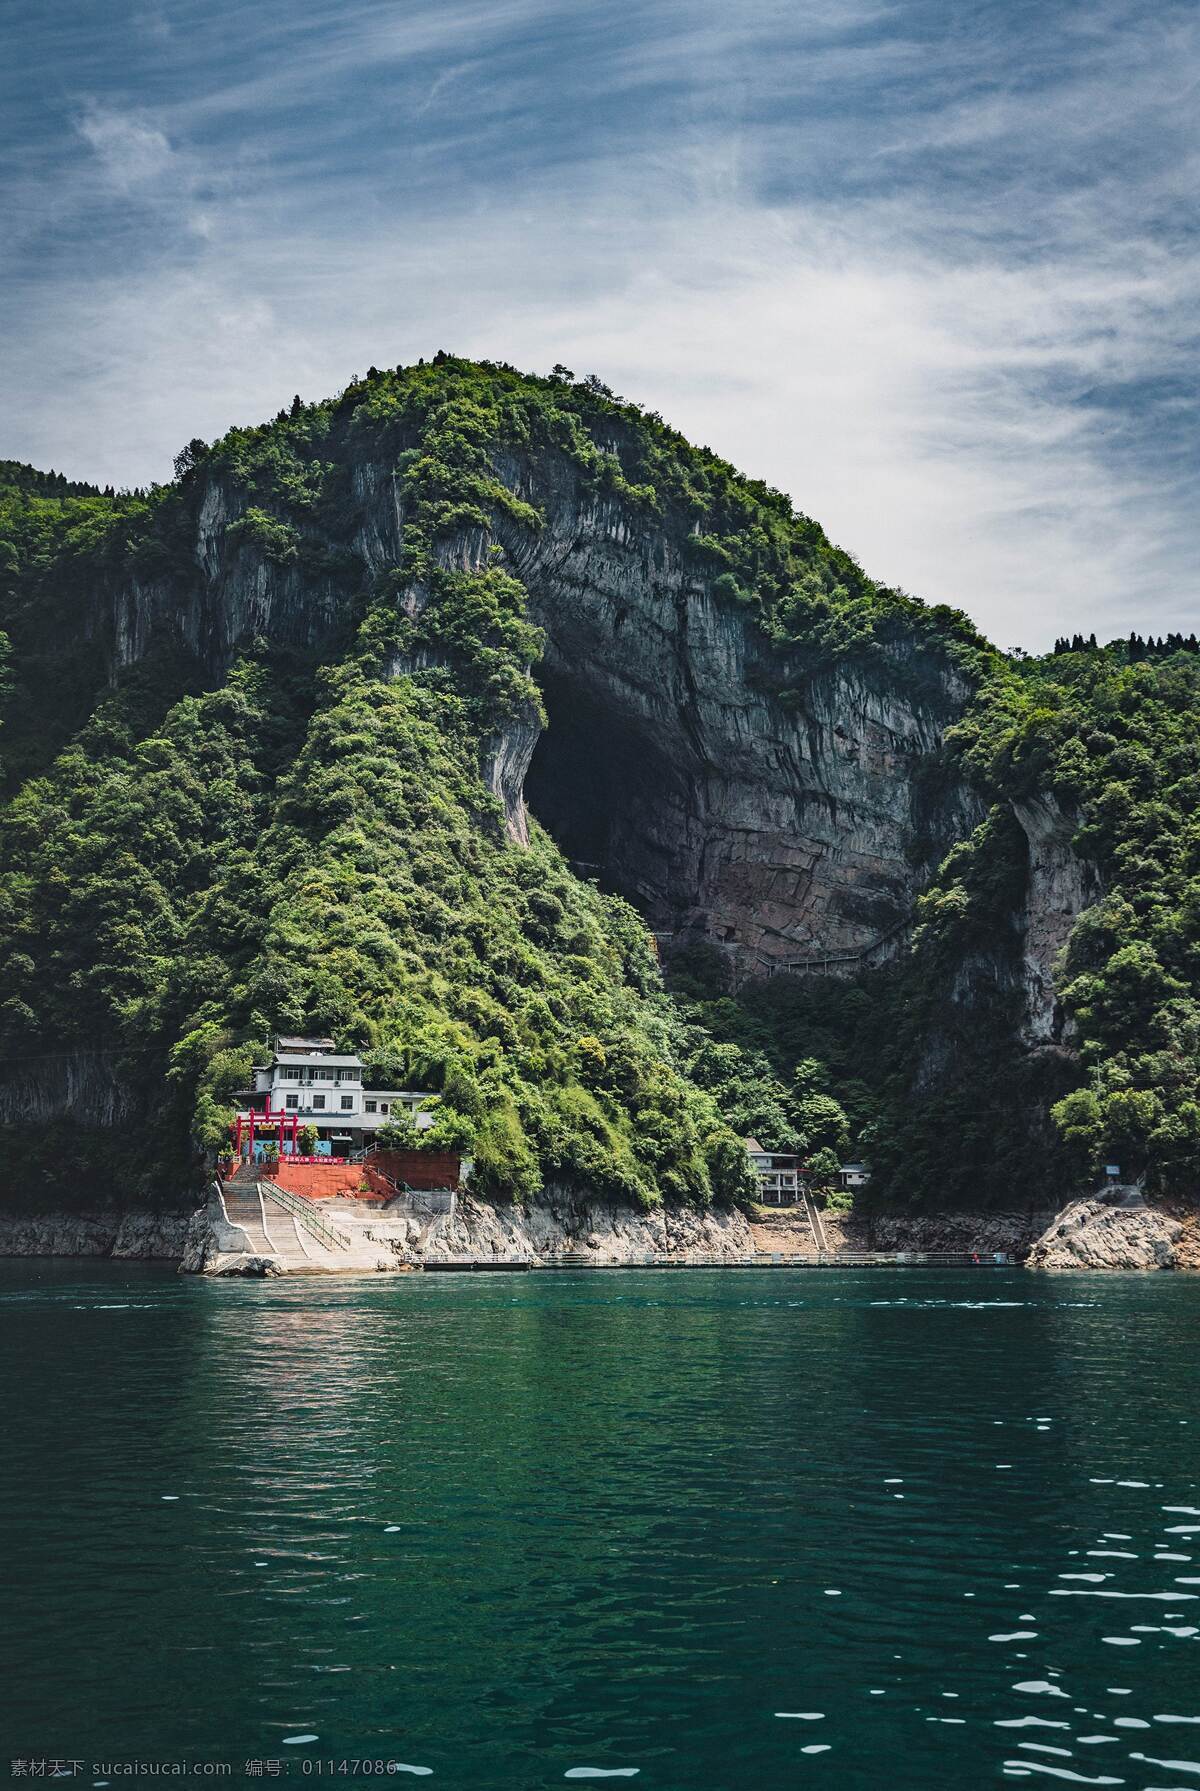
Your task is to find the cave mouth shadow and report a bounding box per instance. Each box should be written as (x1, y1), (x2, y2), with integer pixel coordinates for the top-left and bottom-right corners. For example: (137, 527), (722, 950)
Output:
(523, 668), (688, 921)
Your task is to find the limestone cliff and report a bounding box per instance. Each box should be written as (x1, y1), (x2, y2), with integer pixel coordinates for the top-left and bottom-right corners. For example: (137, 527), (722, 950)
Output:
(70, 442), (1094, 1008)
(1013, 795), (1103, 1046)
(498, 487), (985, 973)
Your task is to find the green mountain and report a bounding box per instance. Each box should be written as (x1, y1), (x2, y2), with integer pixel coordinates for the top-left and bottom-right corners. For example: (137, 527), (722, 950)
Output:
(2, 356), (1197, 1216)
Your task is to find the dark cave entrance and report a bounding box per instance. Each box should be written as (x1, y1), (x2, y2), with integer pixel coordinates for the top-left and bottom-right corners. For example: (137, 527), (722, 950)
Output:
(523, 667), (690, 925)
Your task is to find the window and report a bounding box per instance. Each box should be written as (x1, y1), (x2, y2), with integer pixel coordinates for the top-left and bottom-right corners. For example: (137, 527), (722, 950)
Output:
(340, 1095), (353, 1110)
(365, 1100), (376, 1114)
(313, 1069), (331, 1081)
(338, 1069), (357, 1083)
(281, 1067), (300, 1081)
(312, 1095), (326, 1111)
(285, 1095), (298, 1111)
(379, 1102), (389, 1116)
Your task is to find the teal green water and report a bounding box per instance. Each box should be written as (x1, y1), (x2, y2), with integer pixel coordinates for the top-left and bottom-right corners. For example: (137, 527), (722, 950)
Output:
(3, 1263), (1200, 1786)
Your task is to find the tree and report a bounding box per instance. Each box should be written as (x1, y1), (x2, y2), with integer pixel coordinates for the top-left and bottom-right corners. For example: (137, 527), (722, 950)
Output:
(173, 438), (209, 481)
(806, 1146), (841, 1192)
(376, 1114), (418, 1150)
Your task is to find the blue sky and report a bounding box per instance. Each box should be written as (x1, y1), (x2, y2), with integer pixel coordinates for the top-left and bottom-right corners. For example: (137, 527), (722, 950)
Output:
(3, 0), (1196, 648)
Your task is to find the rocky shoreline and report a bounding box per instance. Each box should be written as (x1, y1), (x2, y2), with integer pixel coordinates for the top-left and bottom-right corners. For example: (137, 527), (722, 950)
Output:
(1025, 1186), (1185, 1271)
(1, 1183), (1195, 1273)
(0, 1209), (195, 1261)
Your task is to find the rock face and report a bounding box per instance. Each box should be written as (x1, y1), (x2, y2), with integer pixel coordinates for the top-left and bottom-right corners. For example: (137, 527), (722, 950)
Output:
(8, 1187), (1196, 1273)
(1013, 796), (1103, 1044)
(412, 1186), (756, 1263)
(499, 485), (985, 971)
(179, 1184), (756, 1272)
(0, 1209), (194, 1259)
(94, 456), (990, 973)
(1027, 1186), (1181, 1270)
(750, 1205), (1050, 1259)
(853, 1208), (1051, 1259)
(0, 1050), (144, 1127)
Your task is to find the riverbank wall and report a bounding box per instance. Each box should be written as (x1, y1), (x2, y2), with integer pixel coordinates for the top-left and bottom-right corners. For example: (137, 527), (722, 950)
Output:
(2, 1184), (1196, 1272)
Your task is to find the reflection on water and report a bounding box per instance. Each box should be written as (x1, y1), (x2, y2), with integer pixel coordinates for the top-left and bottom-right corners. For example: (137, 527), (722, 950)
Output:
(2, 1264), (1199, 1786)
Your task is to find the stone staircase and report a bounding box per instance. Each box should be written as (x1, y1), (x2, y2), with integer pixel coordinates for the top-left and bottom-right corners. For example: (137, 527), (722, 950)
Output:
(802, 1188), (829, 1253)
(220, 1165), (276, 1255)
(211, 1162), (409, 1274)
(218, 1166), (343, 1271)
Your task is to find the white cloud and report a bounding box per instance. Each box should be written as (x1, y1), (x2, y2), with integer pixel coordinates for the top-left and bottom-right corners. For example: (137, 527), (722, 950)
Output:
(4, 175), (1193, 650)
(76, 105), (174, 193)
(3, 0), (1196, 651)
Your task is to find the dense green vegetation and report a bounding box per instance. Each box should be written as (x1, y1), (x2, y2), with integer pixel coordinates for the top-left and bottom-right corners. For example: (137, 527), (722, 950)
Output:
(1, 357), (1197, 1212)
(952, 643), (1200, 1193)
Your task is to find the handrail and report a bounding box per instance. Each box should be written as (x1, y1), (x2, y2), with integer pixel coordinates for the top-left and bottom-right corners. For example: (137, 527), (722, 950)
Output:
(533, 1250), (758, 1268)
(259, 1180), (352, 1252)
(209, 1179), (257, 1255)
(420, 1249), (1014, 1271)
(752, 912), (916, 980)
(362, 1148), (456, 1212)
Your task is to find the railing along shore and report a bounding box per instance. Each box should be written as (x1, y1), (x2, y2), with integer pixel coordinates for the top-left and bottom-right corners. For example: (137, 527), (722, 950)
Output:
(419, 1249), (1015, 1272)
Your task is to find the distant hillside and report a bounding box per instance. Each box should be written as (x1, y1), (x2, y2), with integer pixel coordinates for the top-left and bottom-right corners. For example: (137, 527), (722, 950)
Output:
(0, 460), (106, 499)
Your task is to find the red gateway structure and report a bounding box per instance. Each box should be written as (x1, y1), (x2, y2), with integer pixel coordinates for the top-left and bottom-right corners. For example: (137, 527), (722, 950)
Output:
(231, 1104), (301, 1160)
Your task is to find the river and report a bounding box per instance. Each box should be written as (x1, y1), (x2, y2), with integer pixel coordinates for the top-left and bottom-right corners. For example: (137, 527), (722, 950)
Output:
(2, 1262), (1198, 1786)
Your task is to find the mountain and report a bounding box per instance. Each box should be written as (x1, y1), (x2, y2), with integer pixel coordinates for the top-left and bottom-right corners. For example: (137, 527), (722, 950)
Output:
(1, 355), (1197, 1218)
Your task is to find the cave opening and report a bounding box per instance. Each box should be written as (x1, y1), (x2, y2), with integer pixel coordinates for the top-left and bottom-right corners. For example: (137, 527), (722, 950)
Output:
(523, 667), (691, 926)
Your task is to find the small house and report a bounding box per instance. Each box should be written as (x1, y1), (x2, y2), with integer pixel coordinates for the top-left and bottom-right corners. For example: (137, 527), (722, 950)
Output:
(745, 1138), (801, 1204)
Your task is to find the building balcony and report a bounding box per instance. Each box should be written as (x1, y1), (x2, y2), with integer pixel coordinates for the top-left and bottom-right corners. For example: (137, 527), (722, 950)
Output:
(756, 1172), (802, 1204)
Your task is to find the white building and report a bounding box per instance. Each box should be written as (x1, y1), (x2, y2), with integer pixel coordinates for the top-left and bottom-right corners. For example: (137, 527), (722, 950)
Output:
(838, 1162), (870, 1190)
(745, 1138), (801, 1204)
(233, 1036), (436, 1157)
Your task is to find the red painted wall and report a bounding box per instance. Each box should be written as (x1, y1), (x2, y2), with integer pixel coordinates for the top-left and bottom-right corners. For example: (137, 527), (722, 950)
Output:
(370, 1149), (461, 1190)
(271, 1162), (366, 1201)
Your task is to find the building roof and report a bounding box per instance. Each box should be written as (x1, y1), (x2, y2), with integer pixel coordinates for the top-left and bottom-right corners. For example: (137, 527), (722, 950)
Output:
(361, 1088), (435, 1100)
(273, 1051), (364, 1068)
(275, 1035), (337, 1052)
(745, 1137), (800, 1164)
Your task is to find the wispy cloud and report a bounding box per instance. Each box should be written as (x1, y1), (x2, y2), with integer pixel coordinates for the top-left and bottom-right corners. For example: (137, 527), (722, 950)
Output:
(76, 104), (173, 192)
(1, 0), (1196, 649)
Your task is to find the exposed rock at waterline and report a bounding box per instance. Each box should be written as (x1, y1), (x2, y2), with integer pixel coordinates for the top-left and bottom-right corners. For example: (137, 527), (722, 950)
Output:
(1027, 1185), (1181, 1271)
(0, 1208), (194, 1259)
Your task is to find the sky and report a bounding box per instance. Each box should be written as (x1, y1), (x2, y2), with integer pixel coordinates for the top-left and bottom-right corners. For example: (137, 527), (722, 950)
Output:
(2, 0), (1197, 650)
